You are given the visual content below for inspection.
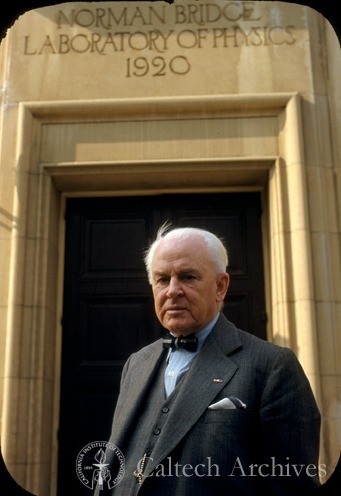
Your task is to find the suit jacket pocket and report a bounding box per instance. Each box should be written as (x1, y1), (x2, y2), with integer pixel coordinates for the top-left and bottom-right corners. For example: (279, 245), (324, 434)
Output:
(199, 408), (254, 424)
(180, 409), (258, 475)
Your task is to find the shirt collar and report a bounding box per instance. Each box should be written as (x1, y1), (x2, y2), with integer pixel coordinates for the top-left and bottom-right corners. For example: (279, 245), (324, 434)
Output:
(169, 312), (220, 352)
(194, 312), (220, 350)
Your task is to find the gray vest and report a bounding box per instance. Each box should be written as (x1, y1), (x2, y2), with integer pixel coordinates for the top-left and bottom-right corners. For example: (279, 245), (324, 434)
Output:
(112, 356), (184, 495)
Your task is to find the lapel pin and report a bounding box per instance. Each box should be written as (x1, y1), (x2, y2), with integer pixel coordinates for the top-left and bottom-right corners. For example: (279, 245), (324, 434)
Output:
(212, 378), (224, 383)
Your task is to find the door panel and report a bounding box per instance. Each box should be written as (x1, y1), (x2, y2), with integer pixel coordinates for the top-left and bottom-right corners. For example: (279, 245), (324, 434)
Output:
(57, 193), (266, 495)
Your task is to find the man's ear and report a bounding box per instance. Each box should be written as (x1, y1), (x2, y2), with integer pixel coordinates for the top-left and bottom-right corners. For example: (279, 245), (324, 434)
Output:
(216, 273), (230, 302)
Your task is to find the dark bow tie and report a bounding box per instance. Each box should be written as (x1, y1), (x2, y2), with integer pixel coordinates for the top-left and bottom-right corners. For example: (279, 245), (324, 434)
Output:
(163, 334), (198, 352)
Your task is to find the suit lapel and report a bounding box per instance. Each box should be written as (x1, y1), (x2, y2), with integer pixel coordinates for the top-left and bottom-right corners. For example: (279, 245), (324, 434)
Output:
(110, 339), (166, 446)
(144, 315), (242, 476)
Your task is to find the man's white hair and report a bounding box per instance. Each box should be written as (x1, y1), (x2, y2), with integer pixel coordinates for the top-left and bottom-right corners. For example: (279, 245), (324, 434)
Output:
(144, 223), (229, 284)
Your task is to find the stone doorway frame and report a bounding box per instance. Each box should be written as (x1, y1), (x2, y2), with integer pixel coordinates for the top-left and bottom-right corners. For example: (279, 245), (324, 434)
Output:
(1, 94), (321, 495)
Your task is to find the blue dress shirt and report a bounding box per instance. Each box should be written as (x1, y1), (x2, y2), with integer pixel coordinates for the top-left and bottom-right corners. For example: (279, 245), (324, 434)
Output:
(164, 313), (220, 398)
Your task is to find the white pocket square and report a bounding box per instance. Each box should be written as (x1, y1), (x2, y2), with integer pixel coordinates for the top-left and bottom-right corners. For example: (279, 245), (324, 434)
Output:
(208, 397), (247, 410)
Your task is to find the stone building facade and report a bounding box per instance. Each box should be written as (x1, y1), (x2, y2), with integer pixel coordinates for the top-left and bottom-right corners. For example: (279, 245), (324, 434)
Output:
(0, 1), (340, 494)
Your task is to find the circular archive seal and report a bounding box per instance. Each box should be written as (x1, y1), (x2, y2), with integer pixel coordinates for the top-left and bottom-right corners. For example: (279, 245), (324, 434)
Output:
(76, 441), (125, 490)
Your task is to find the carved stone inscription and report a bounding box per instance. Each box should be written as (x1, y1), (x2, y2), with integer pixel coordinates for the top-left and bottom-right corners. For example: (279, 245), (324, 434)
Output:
(23, 1), (297, 77)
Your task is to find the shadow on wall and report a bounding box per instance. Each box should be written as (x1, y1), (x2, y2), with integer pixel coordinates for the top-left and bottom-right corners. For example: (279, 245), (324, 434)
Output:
(0, 448), (36, 496)
(315, 452), (341, 495)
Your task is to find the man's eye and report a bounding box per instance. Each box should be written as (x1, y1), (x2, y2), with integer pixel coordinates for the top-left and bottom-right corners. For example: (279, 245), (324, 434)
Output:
(182, 274), (196, 281)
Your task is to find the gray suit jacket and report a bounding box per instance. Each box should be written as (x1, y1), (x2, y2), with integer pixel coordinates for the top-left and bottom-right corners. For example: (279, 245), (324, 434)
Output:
(104, 314), (321, 495)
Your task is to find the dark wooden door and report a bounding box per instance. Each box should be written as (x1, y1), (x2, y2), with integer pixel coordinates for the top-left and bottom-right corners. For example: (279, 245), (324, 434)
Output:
(57, 193), (266, 495)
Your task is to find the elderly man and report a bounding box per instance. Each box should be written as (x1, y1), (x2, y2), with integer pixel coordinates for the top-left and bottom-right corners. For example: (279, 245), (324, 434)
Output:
(98, 225), (321, 495)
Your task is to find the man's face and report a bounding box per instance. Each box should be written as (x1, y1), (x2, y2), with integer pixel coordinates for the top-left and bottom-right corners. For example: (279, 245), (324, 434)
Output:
(151, 235), (229, 336)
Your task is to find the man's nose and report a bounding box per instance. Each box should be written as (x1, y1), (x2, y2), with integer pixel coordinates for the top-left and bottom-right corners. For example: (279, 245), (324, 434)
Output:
(166, 277), (183, 298)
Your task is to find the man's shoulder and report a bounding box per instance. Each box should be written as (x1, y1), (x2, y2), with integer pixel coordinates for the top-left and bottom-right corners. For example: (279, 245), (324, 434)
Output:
(239, 325), (297, 358)
(127, 337), (164, 362)
(216, 314), (295, 360)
